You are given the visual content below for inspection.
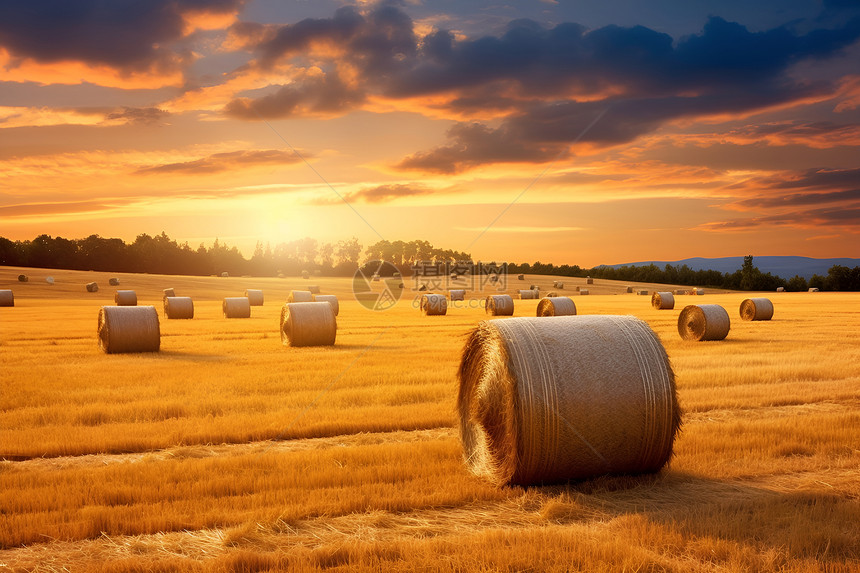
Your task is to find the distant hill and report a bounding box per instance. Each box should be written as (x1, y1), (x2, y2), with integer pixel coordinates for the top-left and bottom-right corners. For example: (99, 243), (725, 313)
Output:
(600, 256), (860, 280)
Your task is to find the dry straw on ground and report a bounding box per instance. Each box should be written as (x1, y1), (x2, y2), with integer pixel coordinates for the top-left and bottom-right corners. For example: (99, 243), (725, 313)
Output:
(280, 302), (337, 347)
(288, 290), (313, 303)
(0, 289), (14, 306)
(651, 292), (675, 310)
(449, 289), (466, 301)
(536, 297), (576, 316)
(740, 298), (774, 321)
(313, 294), (339, 316)
(222, 297), (251, 318)
(486, 294), (514, 316)
(97, 306), (160, 353)
(677, 304), (730, 341)
(162, 288), (176, 300)
(421, 293), (448, 316)
(86, 282), (99, 293)
(109, 278), (120, 286)
(245, 289), (264, 306)
(518, 290), (538, 300)
(114, 290), (138, 306)
(457, 315), (680, 486)
(163, 296), (194, 319)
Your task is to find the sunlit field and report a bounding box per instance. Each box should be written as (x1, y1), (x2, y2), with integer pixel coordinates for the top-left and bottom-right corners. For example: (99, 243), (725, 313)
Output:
(1, 266), (858, 572)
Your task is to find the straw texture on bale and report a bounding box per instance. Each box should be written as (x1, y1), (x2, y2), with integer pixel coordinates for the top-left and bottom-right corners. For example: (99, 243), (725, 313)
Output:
(17, 275), (28, 282)
(586, 277), (593, 284)
(651, 292), (675, 310)
(678, 305), (730, 341)
(288, 290), (313, 303)
(114, 290), (138, 306)
(485, 294), (514, 316)
(457, 315), (680, 486)
(245, 289), (264, 306)
(518, 289), (538, 300)
(109, 278), (120, 286)
(626, 286), (633, 293)
(536, 297), (576, 317)
(776, 287), (785, 292)
(307, 285), (321, 294)
(450, 289), (466, 301)
(421, 293), (448, 316)
(280, 302), (337, 347)
(580, 289), (590, 295)
(517, 274), (525, 280)
(0, 290), (13, 307)
(740, 298), (774, 321)
(162, 288), (176, 300)
(809, 287), (819, 292)
(223, 297), (251, 318)
(313, 294), (339, 316)
(86, 282), (99, 293)
(98, 306), (160, 354)
(162, 296), (193, 319)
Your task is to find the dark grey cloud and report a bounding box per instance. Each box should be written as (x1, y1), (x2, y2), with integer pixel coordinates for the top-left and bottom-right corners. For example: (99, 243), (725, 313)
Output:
(224, 71), (364, 119)
(772, 167), (860, 189)
(701, 206), (860, 230)
(347, 183), (433, 203)
(135, 149), (303, 175)
(105, 107), (170, 125)
(0, 199), (132, 217)
(732, 188), (860, 209)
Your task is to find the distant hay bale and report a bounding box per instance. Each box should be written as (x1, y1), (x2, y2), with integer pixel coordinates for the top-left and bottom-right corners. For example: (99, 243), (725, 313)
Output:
(114, 290), (137, 306)
(586, 277), (593, 284)
(397, 283), (405, 289)
(457, 315), (680, 486)
(486, 294), (514, 316)
(301, 270), (310, 279)
(518, 289), (538, 300)
(674, 289), (686, 295)
(245, 289), (264, 306)
(421, 293), (448, 316)
(489, 275), (499, 283)
(808, 287), (819, 292)
(678, 304), (730, 341)
(280, 302), (337, 347)
(449, 289), (466, 301)
(545, 291), (558, 297)
(0, 290), (13, 307)
(17, 275), (28, 282)
(638, 290), (649, 296)
(529, 284), (539, 290)
(221, 272), (229, 278)
(97, 306), (160, 353)
(46, 277), (54, 285)
(740, 298), (774, 321)
(576, 286), (580, 292)
(517, 274), (525, 280)
(313, 294), (340, 316)
(695, 288), (704, 295)
(536, 296), (576, 316)
(651, 292), (675, 310)
(162, 288), (176, 300)
(626, 286), (633, 293)
(109, 278), (120, 286)
(223, 297), (251, 318)
(555, 282), (564, 289)
(418, 284), (427, 292)
(372, 274), (380, 282)
(287, 290), (313, 303)
(86, 282), (99, 293)
(164, 296), (194, 319)
(579, 289), (590, 295)
(776, 287), (785, 292)
(307, 285), (321, 294)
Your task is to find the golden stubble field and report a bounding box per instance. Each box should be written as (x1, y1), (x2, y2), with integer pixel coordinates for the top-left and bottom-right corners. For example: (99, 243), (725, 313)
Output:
(1, 266), (859, 572)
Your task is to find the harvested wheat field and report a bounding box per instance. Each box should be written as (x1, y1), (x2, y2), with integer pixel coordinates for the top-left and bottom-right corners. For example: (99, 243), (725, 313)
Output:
(1, 266), (859, 572)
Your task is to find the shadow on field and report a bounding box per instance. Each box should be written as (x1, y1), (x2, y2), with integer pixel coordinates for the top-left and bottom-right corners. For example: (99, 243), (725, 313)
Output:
(153, 350), (230, 362)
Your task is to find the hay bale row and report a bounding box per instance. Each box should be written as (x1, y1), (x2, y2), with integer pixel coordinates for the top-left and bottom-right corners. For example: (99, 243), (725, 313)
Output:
(651, 292), (675, 310)
(17, 275), (28, 283)
(740, 298), (773, 321)
(695, 289), (704, 296)
(86, 282), (99, 293)
(109, 278), (120, 286)
(115, 290), (137, 306)
(223, 297), (251, 318)
(313, 294), (339, 316)
(280, 302), (336, 347)
(536, 296), (576, 316)
(486, 294), (514, 316)
(458, 315), (680, 486)
(288, 290), (313, 303)
(449, 289), (466, 302)
(98, 306), (160, 353)
(0, 290), (14, 307)
(518, 289), (538, 300)
(421, 293), (448, 316)
(245, 289), (264, 306)
(164, 296), (194, 319)
(678, 304), (730, 341)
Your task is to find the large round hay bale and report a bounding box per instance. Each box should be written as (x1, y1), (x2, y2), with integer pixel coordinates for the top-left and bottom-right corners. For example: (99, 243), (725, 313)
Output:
(164, 296), (194, 319)
(288, 290), (313, 303)
(98, 306), (160, 353)
(486, 294), (514, 316)
(17, 275), (28, 283)
(678, 304), (730, 341)
(739, 298), (773, 321)
(579, 289), (590, 295)
(651, 292), (675, 310)
(449, 289), (466, 301)
(586, 277), (593, 284)
(223, 297), (251, 318)
(0, 290), (14, 307)
(458, 315), (680, 486)
(307, 285), (321, 294)
(245, 289), (264, 306)
(421, 293), (448, 316)
(86, 282), (99, 293)
(518, 289), (537, 300)
(109, 278), (120, 286)
(313, 294), (339, 316)
(536, 297), (576, 316)
(280, 302), (337, 347)
(114, 290), (137, 306)
(162, 288), (176, 300)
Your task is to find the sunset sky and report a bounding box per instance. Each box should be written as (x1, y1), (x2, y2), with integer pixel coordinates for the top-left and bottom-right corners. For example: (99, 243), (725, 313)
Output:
(2, 0), (859, 267)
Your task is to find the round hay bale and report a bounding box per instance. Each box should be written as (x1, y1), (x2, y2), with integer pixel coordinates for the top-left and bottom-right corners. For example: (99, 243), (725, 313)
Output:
(517, 274), (525, 280)
(418, 284), (427, 292)
(397, 283), (405, 289)
(674, 289), (686, 295)
(86, 282), (99, 293)
(536, 296), (576, 316)
(46, 277), (54, 285)
(164, 296), (194, 319)
(776, 286), (785, 292)
(457, 315), (680, 486)
(245, 289), (264, 306)
(0, 290), (14, 307)
(576, 286), (581, 292)
(739, 298), (773, 321)
(313, 294), (339, 316)
(555, 282), (564, 289)
(651, 292), (675, 310)
(221, 272), (229, 278)
(280, 302), (337, 347)
(307, 285), (321, 294)
(162, 288), (176, 300)
(98, 306), (160, 353)
(695, 289), (704, 296)
(518, 289), (537, 300)
(489, 275), (499, 283)
(301, 270), (310, 279)
(449, 289), (466, 301)
(626, 286), (633, 293)
(579, 289), (590, 295)
(421, 293), (448, 316)
(545, 291), (558, 297)
(678, 305), (730, 341)
(529, 284), (539, 291)
(223, 297), (251, 318)
(638, 290), (649, 296)
(288, 290), (313, 303)
(486, 294), (514, 316)
(109, 278), (120, 286)
(372, 274), (380, 282)
(114, 290), (137, 306)
(586, 277), (593, 284)
(808, 287), (819, 292)
(17, 275), (28, 283)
